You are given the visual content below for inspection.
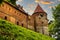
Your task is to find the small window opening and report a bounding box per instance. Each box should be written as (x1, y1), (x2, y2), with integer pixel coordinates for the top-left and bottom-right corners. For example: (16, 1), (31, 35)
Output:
(40, 14), (43, 17)
(22, 24), (23, 27)
(17, 22), (19, 25)
(4, 16), (7, 20)
(42, 22), (44, 24)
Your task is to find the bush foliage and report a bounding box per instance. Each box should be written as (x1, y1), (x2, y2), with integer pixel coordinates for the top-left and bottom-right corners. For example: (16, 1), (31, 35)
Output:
(49, 4), (60, 40)
(0, 0), (16, 5)
(0, 19), (55, 40)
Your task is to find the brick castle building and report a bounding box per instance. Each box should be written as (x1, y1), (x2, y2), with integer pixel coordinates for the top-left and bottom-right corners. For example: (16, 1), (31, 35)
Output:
(0, 1), (48, 35)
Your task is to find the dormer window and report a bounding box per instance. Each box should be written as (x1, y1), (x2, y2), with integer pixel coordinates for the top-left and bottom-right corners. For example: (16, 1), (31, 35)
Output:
(40, 14), (43, 17)
(39, 14), (43, 19)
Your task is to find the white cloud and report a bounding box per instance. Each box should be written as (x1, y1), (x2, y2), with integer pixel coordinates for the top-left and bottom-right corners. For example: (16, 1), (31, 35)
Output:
(58, 0), (60, 1)
(16, 0), (23, 5)
(49, 6), (55, 9)
(40, 1), (54, 4)
(35, 0), (54, 4)
(35, 0), (40, 3)
(49, 6), (53, 8)
(18, 0), (22, 2)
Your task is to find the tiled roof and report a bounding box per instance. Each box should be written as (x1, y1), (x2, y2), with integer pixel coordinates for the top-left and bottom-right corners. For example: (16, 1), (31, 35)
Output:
(34, 4), (45, 13)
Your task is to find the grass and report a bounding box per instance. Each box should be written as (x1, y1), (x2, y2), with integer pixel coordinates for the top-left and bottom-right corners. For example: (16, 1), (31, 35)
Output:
(0, 19), (55, 40)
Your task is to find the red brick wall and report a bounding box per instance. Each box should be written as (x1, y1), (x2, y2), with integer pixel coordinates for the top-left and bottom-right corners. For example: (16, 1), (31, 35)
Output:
(0, 2), (28, 28)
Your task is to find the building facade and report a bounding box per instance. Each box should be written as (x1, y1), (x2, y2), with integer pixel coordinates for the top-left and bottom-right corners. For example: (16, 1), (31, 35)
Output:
(28, 4), (48, 35)
(0, 1), (48, 35)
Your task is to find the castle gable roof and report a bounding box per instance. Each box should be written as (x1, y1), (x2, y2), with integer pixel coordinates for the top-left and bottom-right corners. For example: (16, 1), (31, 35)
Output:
(33, 4), (45, 14)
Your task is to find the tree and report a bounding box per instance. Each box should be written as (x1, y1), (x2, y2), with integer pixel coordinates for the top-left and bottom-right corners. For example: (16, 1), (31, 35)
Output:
(0, 0), (4, 4)
(5, 0), (16, 5)
(0, 0), (16, 5)
(49, 4), (60, 40)
(48, 20), (53, 25)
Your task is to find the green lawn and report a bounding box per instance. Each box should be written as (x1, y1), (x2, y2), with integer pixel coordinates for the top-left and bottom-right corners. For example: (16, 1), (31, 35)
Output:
(0, 19), (55, 40)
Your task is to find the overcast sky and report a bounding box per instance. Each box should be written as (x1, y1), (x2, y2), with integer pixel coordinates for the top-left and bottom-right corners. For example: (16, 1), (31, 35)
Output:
(16, 0), (60, 21)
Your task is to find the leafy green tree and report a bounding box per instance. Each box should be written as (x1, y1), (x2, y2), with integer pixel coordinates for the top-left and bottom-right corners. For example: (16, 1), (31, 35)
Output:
(0, 0), (16, 5)
(49, 20), (53, 25)
(5, 0), (16, 5)
(49, 4), (60, 40)
(0, 0), (4, 4)
(0, 19), (55, 40)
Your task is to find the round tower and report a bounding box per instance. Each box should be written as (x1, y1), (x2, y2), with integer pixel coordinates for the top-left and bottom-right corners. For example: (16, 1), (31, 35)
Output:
(32, 4), (49, 35)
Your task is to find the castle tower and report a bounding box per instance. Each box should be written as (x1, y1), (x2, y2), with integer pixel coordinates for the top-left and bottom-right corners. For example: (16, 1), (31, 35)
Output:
(32, 4), (48, 35)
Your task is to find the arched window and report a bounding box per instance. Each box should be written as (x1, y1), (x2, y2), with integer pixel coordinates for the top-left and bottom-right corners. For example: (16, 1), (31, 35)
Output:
(22, 24), (23, 27)
(4, 16), (7, 20)
(17, 22), (19, 25)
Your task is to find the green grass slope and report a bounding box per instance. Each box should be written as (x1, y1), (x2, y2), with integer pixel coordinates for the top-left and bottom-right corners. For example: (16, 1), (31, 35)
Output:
(0, 19), (55, 40)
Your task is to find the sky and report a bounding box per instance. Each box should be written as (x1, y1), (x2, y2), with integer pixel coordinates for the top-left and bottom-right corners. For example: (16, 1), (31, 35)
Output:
(16, 0), (60, 21)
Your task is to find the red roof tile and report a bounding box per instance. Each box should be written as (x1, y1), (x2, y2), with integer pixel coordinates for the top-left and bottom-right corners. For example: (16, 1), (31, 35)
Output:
(34, 4), (45, 13)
